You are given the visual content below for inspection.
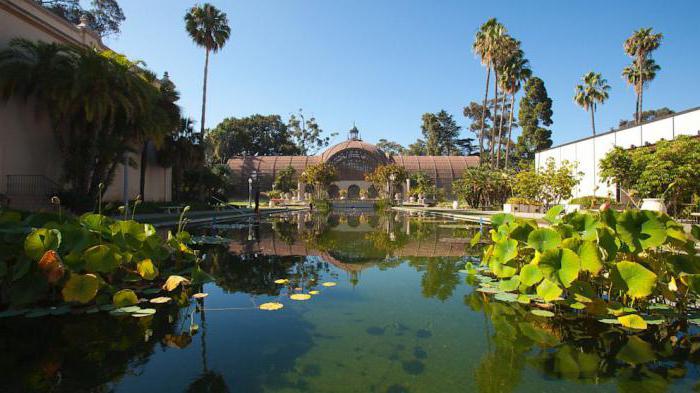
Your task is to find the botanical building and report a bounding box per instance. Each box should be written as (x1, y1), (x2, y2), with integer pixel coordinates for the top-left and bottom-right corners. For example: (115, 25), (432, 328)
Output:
(227, 126), (479, 198)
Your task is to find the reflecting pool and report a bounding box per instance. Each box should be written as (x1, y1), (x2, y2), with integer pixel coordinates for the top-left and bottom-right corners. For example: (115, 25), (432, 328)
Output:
(1, 211), (699, 392)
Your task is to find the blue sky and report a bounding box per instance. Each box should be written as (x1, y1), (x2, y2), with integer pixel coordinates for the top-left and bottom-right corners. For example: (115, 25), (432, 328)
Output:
(105, 0), (700, 148)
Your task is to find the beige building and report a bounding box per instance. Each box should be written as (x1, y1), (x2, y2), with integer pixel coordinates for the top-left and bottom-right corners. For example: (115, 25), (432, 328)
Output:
(0, 0), (171, 210)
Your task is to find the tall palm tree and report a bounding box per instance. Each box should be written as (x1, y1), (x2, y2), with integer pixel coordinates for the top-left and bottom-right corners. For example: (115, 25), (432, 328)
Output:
(622, 58), (660, 124)
(623, 28), (662, 123)
(185, 3), (231, 134)
(574, 72), (610, 135)
(502, 51), (531, 169)
(473, 18), (505, 166)
(488, 30), (512, 167)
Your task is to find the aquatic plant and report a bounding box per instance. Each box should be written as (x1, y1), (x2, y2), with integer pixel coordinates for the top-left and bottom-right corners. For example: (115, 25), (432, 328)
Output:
(472, 206), (700, 329)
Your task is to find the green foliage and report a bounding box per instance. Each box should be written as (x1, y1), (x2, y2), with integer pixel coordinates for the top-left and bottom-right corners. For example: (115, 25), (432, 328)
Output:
(273, 166), (297, 193)
(473, 207), (700, 327)
(364, 164), (408, 198)
(514, 158), (582, 205)
(287, 110), (336, 155)
(512, 169), (544, 202)
(601, 135), (700, 214)
(452, 167), (512, 208)
(301, 163), (338, 199)
(421, 110), (462, 156)
(37, 0), (125, 36)
(515, 77), (553, 162)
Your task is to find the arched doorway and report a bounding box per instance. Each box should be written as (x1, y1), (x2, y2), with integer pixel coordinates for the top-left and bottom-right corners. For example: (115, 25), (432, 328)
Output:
(328, 184), (340, 199)
(367, 185), (378, 199)
(347, 184), (360, 199)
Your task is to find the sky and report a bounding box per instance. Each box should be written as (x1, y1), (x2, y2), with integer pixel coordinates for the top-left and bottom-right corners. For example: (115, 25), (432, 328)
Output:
(105, 0), (700, 149)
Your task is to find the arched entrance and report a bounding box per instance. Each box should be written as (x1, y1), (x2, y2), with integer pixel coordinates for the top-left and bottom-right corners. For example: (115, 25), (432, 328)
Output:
(347, 184), (360, 199)
(367, 185), (378, 199)
(328, 184), (340, 199)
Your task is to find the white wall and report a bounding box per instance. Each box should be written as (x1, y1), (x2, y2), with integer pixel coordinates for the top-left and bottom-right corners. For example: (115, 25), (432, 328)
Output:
(536, 107), (700, 201)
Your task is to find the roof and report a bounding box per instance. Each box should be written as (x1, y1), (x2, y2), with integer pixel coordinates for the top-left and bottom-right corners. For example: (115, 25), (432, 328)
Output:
(320, 139), (388, 162)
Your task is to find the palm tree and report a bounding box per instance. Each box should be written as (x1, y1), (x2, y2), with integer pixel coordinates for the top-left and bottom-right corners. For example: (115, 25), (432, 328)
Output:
(622, 58), (660, 125)
(185, 3), (231, 134)
(623, 28), (663, 123)
(501, 51), (531, 169)
(574, 72), (610, 135)
(488, 30), (512, 167)
(473, 18), (506, 166)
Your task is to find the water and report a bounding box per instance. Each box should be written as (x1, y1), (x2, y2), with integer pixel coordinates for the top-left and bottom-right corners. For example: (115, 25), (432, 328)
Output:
(1, 211), (699, 392)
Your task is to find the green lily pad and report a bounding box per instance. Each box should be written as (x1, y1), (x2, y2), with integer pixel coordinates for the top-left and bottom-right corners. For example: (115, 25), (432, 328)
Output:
(476, 287), (501, 294)
(113, 289), (139, 307)
(62, 273), (99, 304)
(494, 292), (518, 303)
(0, 309), (28, 318)
(520, 263), (544, 287)
(536, 279), (563, 302)
(24, 228), (61, 261)
(527, 228), (561, 253)
(598, 318), (621, 325)
(614, 261), (657, 299)
(531, 309), (555, 318)
(539, 248), (580, 288)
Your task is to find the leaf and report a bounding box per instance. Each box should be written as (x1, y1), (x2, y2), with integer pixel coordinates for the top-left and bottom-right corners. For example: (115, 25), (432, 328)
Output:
(136, 259), (159, 280)
(274, 279), (289, 284)
(192, 293), (208, 299)
(309, 290), (320, 295)
(597, 227), (619, 262)
(531, 309), (555, 318)
(62, 274), (99, 304)
(492, 238), (518, 263)
(614, 261), (657, 299)
(290, 294), (311, 300)
(83, 245), (122, 273)
(536, 279), (563, 302)
(24, 228), (61, 261)
(470, 231), (481, 247)
(543, 205), (565, 224)
(616, 210), (667, 252)
(616, 336), (656, 365)
(498, 277), (520, 292)
(569, 212), (599, 241)
(692, 225), (700, 241)
(494, 292), (518, 302)
(491, 213), (515, 227)
(113, 289), (138, 307)
(520, 263), (544, 287)
(578, 241), (603, 276)
(259, 302), (284, 311)
(149, 296), (172, 304)
(527, 229), (561, 253)
(538, 248), (580, 288)
(321, 282), (336, 287)
(162, 275), (190, 291)
(618, 314), (647, 330)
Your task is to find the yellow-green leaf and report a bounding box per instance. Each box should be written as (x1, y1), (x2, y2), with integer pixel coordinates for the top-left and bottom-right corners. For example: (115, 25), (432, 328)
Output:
(136, 259), (159, 280)
(536, 279), (563, 302)
(615, 261), (657, 299)
(62, 273), (99, 304)
(162, 275), (190, 291)
(618, 314), (647, 330)
(113, 289), (138, 307)
(579, 241), (603, 276)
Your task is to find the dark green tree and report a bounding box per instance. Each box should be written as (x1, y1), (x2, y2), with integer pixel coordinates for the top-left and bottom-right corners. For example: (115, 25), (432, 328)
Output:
(376, 139), (405, 156)
(36, 0), (125, 36)
(286, 109), (337, 155)
(206, 115), (300, 163)
(406, 139), (427, 156)
(421, 110), (461, 156)
(515, 77), (553, 162)
(618, 107), (674, 128)
(273, 166), (297, 193)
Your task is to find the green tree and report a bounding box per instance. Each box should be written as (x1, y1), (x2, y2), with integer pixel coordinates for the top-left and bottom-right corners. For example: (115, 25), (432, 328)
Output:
(376, 139), (405, 156)
(406, 139), (427, 156)
(300, 163), (337, 199)
(623, 28), (663, 123)
(205, 115), (300, 163)
(0, 39), (176, 205)
(36, 0), (125, 36)
(185, 3), (231, 134)
(463, 101), (492, 154)
(157, 118), (206, 202)
(365, 164), (408, 198)
(421, 110), (461, 156)
(512, 168), (544, 202)
(619, 107), (673, 128)
(286, 109), (337, 155)
(574, 71), (610, 135)
(273, 166), (297, 193)
(622, 59), (660, 126)
(452, 167), (512, 208)
(515, 77), (553, 162)
(500, 45), (531, 169)
(539, 158), (582, 205)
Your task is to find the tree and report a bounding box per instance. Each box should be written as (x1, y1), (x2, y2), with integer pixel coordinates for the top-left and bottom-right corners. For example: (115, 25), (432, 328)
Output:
(463, 101), (492, 154)
(185, 3), (231, 134)
(500, 45), (531, 169)
(205, 115), (300, 163)
(409, 171), (439, 199)
(452, 167), (511, 208)
(515, 77), (553, 162)
(574, 71), (610, 136)
(473, 18), (506, 162)
(624, 28), (663, 123)
(286, 109), (337, 155)
(36, 0), (125, 36)
(421, 110), (461, 156)
(491, 36), (519, 166)
(273, 166), (297, 193)
(300, 163), (337, 199)
(406, 139), (427, 156)
(364, 164), (407, 198)
(376, 139), (406, 156)
(622, 59), (660, 126)
(619, 107), (673, 128)
(0, 39), (177, 207)
(538, 158), (581, 205)
(157, 118), (206, 201)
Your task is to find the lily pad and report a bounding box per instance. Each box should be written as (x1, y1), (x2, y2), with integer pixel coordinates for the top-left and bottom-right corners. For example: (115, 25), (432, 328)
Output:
(494, 292), (518, 303)
(149, 296), (172, 304)
(290, 294), (312, 301)
(192, 293), (208, 299)
(309, 290), (320, 295)
(321, 282), (337, 287)
(137, 259), (159, 280)
(62, 273), (99, 304)
(536, 279), (563, 302)
(113, 289), (139, 307)
(618, 314), (647, 330)
(162, 275), (190, 291)
(259, 302), (284, 311)
(274, 279), (289, 284)
(614, 261), (657, 299)
(531, 309), (555, 318)
(527, 228), (561, 253)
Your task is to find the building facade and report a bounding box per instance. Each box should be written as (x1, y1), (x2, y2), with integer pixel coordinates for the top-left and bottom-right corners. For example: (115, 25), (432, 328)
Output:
(535, 106), (700, 201)
(227, 126), (479, 199)
(0, 0), (172, 210)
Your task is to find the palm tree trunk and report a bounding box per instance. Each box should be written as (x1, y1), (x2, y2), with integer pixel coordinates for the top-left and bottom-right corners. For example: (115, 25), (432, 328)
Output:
(495, 91), (508, 168)
(200, 48), (210, 135)
(504, 94), (516, 169)
(490, 68), (499, 167)
(638, 85), (644, 124)
(139, 141), (148, 200)
(636, 57), (643, 123)
(479, 66), (491, 164)
(634, 93), (640, 125)
(591, 108), (596, 136)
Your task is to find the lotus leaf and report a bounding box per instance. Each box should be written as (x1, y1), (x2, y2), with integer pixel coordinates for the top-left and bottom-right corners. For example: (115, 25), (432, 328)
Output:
(290, 294), (311, 300)
(618, 314), (647, 330)
(149, 296), (172, 304)
(321, 282), (336, 287)
(491, 213), (515, 227)
(531, 309), (555, 317)
(62, 274), (99, 304)
(24, 228), (61, 261)
(84, 244), (122, 273)
(616, 210), (667, 252)
(469, 231), (481, 246)
(614, 261), (657, 299)
(259, 302), (284, 311)
(136, 259), (159, 280)
(494, 292), (518, 302)
(163, 275), (190, 291)
(527, 228), (561, 253)
(309, 290), (320, 295)
(192, 293), (208, 299)
(538, 248), (580, 288)
(113, 289), (138, 307)
(543, 205), (564, 224)
(578, 241), (603, 275)
(520, 263), (544, 287)
(536, 279), (563, 302)
(492, 238), (518, 263)
(498, 277), (520, 292)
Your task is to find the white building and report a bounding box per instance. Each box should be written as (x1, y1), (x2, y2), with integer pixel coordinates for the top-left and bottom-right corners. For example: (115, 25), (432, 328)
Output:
(535, 106), (700, 201)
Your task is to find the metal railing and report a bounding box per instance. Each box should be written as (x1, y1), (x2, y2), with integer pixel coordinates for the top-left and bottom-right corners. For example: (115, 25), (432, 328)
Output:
(6, 175), (60, 196)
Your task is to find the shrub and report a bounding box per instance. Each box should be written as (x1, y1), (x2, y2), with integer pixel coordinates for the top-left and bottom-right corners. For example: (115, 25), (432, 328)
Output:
(506, 197), (542, 206)
(452, 167), (512, 209)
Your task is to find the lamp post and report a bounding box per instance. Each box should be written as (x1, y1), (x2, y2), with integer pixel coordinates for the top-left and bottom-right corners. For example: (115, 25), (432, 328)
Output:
(389, 173), (396, 205)
(248, 177), (253, 208)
